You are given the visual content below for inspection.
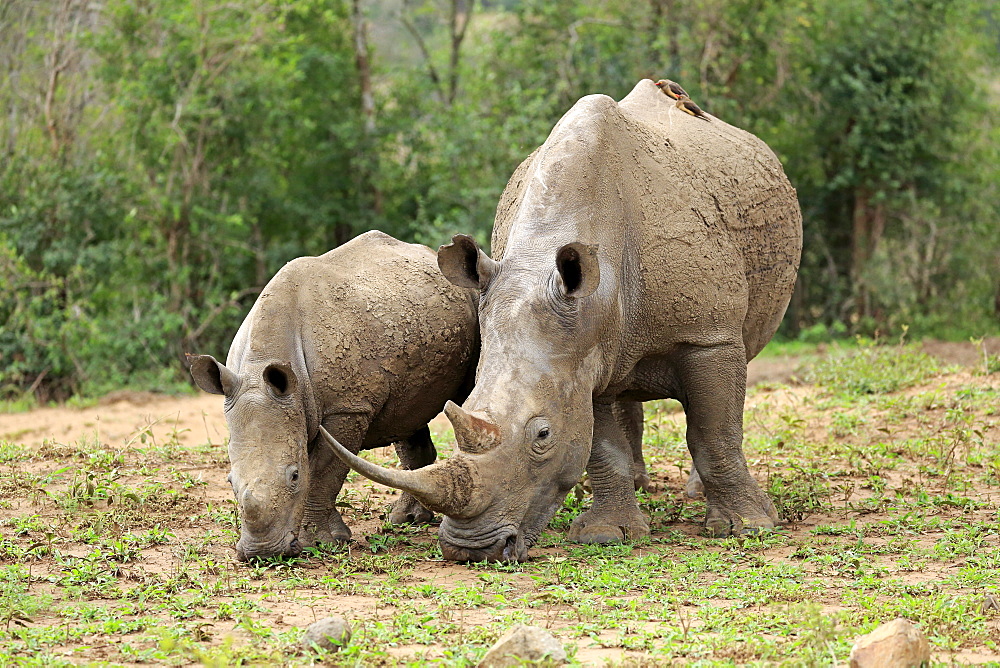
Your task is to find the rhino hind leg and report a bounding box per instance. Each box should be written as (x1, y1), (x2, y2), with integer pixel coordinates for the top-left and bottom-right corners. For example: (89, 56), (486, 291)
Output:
(568, 402), (650, 544)
(677, 344), (779, 537)
(613, 400), (654, 493)
(614, 398), (702, 496)
(388, 425), (436, 525)
(685, 460), (705, 498)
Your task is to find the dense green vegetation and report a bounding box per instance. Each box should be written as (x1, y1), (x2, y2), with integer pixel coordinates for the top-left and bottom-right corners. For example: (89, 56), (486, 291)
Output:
(1, 0), (998, 400)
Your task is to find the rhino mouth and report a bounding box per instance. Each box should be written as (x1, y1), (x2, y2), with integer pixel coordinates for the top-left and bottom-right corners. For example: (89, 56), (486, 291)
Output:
(438, 521), (528, 562)
(235, 531), (302, 562)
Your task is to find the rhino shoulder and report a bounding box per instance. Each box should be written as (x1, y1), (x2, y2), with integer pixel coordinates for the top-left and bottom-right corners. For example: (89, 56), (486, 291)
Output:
(492, 149), (540, 261)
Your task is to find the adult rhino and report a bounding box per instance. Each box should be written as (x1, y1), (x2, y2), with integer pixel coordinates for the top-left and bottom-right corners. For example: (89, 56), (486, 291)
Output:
(189, 231), (479, 561)
(324, 80), (802, 561)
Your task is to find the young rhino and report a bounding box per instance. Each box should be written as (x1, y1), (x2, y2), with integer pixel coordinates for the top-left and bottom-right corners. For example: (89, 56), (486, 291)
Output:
(188, 230), (479, 561)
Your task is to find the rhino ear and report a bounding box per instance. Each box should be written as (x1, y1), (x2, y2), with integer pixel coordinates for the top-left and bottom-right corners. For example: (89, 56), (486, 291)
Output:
(555, 242), (600, 299)
(438, 234), (497, 291)
(188, 354), (238, 396)
(263, 362), (297, 398)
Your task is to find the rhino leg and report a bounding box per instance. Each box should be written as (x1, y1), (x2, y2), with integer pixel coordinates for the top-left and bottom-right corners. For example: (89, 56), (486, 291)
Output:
(388, 425), (436, 525)
(568, 402), (650, 544)
(678, 344), (779, 537)
(685, 460), (705, 498)
(300, 423), (354, 548)
(613, 400), (653, 493)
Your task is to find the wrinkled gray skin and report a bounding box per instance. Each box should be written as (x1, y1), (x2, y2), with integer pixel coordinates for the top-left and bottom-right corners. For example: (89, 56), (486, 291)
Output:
(188, 231), (479, 561)
(327, 80), (802, 562)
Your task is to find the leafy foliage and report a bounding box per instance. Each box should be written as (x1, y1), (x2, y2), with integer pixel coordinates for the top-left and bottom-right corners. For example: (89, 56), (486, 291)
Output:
(0, 0), (997, 399)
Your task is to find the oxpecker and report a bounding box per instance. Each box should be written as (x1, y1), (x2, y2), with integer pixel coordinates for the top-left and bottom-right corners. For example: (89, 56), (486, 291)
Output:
(654, 79), (688, 100)
(675, 96), (710, 121)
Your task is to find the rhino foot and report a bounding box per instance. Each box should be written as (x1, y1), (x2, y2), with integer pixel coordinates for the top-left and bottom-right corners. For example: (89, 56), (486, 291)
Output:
(388, 492), (434, 525)
(568, 507), (649, 544)
(685, 464), (705, 499)
(704, 488), (779, 537)
(633, 473), (656, 494)
(300, 517), (352, 549)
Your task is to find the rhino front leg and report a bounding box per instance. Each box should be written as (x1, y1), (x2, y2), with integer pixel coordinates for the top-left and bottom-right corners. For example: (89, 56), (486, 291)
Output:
(388, 425), (436, 525)
(300, 422), (355, 548)
(568, 402), (650, 544)
(678, 344), (778, 537)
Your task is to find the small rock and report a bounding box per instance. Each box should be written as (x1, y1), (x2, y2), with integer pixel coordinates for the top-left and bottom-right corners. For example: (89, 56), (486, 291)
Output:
(301, 616), (352, 652)
(479, 624), (567, 667)
(849, 618), (930, 668)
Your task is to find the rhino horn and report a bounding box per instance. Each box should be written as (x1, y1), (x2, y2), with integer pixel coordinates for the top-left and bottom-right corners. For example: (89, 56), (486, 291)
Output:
(319, 427), (474, 517)
(444, 400), (501, 454)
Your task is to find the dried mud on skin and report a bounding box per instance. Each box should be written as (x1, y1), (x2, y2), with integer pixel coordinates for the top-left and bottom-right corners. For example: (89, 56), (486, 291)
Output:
(0, 344), (998, 665)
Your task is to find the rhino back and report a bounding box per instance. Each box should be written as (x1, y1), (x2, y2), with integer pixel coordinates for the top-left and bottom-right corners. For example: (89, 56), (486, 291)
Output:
(229, 230), (478, 445)
(491, 81), (801, 362)
(617, 82), (801, 358)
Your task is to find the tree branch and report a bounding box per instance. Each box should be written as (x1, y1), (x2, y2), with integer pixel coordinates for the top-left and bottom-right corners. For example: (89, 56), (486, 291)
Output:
(186, 287), (262, 345)
(400, 1), (444, 103)
(447, 0), (475, 105)
(562, 18), (621, 87)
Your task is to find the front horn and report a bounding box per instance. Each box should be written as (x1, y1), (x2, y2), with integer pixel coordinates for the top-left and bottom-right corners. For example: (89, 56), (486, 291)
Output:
(444, 401), (501, 454)
(319, 427), (475, 517)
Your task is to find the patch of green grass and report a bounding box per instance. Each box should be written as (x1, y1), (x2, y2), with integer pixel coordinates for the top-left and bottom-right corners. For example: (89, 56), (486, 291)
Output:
(1, 346), (999, 666)
(0, 396), (39, 414)
(767, 465), (832, 525)
(0, 440), (32, 463)
(807, 339), (941, 395)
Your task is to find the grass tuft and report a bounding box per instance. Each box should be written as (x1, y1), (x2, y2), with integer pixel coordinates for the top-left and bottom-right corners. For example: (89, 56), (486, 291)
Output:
(807, 338), (941, 395)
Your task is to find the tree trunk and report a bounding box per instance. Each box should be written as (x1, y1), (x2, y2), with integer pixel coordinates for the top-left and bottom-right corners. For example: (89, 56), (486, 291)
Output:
(851, 188), (886, 320)
(351, 0), (382, 220)
(353, 0), (376, 136)
(42, 0), (83, 157)
(648, 0), (681, 75)
(252, 221), (267, 288)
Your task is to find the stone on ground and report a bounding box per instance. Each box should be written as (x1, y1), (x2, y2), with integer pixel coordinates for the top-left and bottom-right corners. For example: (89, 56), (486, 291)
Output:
(849, 618), (930, 668)
(301, 616), (352, 652)
(479, 624), (567, 667)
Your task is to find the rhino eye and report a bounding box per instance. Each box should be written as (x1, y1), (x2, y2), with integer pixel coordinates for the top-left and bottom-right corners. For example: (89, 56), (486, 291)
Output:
(526, 417), (551, 441)
(286, 465), (300, 491)
(527, 417), (554, 456)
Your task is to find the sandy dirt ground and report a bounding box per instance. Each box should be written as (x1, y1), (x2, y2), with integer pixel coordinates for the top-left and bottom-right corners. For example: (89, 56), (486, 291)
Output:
(1, 338), (997, 665)
(3, 338), (994, 453)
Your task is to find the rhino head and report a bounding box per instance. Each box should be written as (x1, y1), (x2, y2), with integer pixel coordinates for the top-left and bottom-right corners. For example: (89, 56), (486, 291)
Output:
(325, 234), (607, 561)
(189, 354), (310, 561)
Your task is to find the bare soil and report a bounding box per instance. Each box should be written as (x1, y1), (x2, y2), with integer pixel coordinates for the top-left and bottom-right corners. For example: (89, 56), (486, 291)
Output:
(2, 338), (992, 454)
(1, 339), (998, 665)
